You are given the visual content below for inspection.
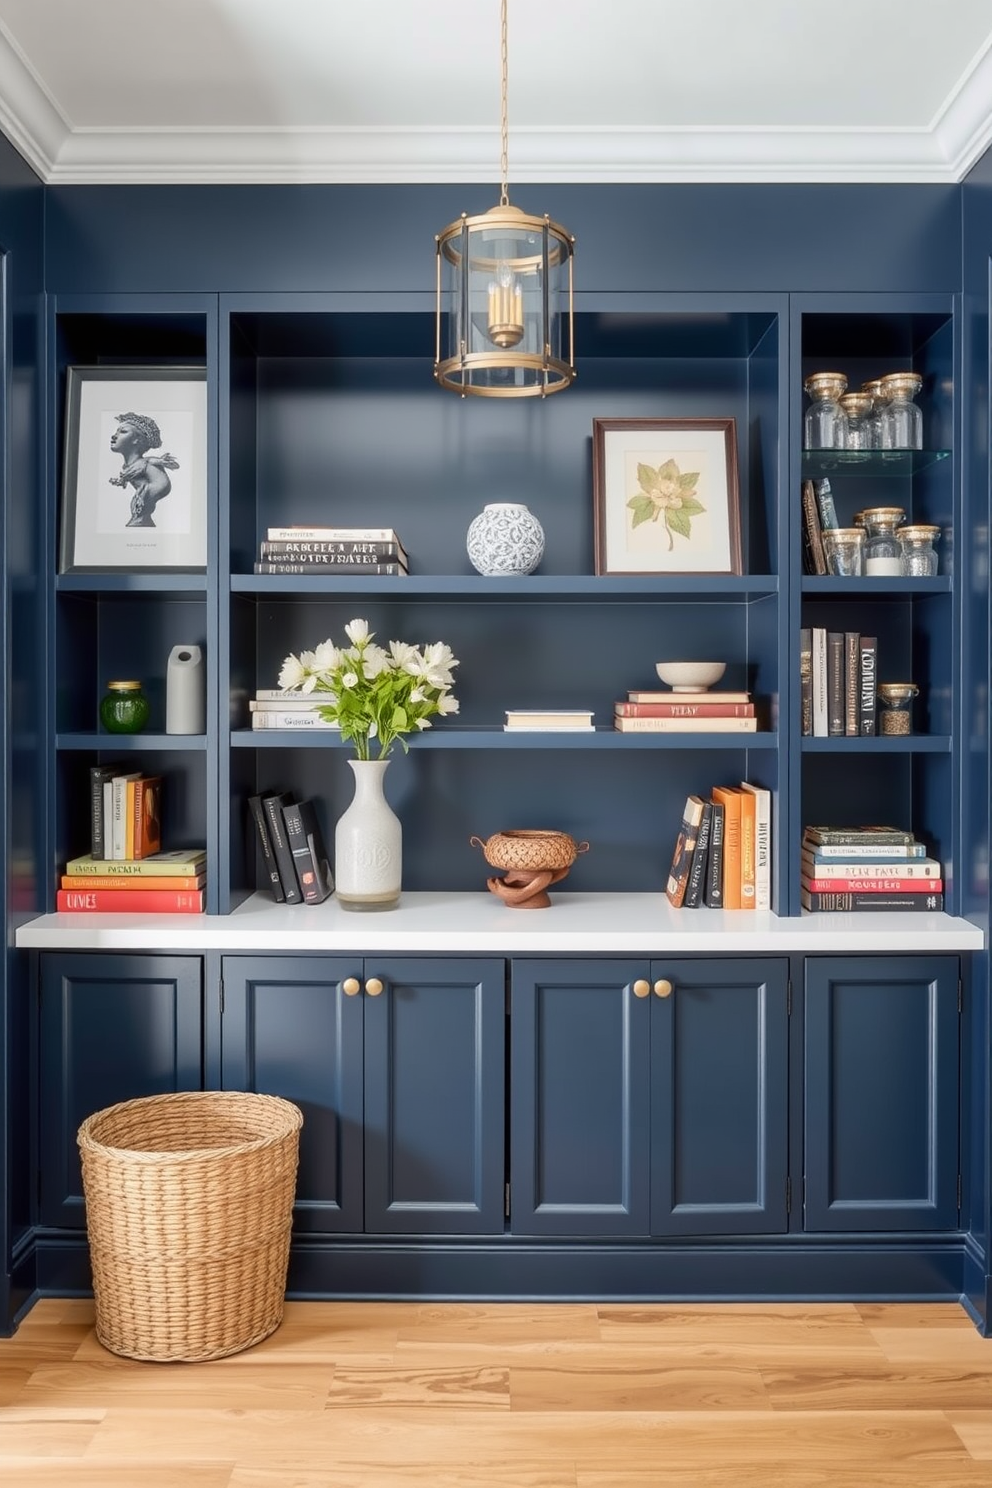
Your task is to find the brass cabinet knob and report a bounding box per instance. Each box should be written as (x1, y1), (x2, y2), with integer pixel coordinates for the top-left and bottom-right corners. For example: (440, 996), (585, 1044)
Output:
(654, 978), (674, 998)
(632, 979), (651, 999)
(365, 977), (384, 997)
(341, 977), (361, 997)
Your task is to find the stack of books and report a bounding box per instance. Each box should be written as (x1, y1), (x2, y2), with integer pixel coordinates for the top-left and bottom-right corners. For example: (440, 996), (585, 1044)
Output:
(801, 826), (943, 912)
(615, 688), (758, 733)
(88, 763), (163, 861)
(254, 525), (408, 575)
(800, 628), (877, 736)
(800, 477), (839, 575)
(249, 792), (334, 904)
(250, 689), (341, 731)
(58, 849), (207, 913)
(503, 709), (595, 732)
(666, 782), (771, 910)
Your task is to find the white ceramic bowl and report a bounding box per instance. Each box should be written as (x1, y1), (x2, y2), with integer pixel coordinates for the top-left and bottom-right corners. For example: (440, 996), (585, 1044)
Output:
(655, 661), (727, 692)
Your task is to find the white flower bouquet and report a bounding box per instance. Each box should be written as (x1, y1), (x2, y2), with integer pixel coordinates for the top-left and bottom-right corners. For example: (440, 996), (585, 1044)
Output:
(278, 618), (459, 760)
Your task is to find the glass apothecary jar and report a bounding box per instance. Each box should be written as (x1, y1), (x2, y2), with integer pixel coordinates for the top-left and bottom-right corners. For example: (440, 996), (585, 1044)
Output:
(861, 506), (906, 575)
(821, 526), (865, 577)
(803, 371), (848, 450)
(877, 682), (919, 736)
(839, 391), (872, 452)
(861, 378), (889, 448)
(899, 524), (940, 576)
(100, 679), (150, 734)
(879, 371), (923, 450)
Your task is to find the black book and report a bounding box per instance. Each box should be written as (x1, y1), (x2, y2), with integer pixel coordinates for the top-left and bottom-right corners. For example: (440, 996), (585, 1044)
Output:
(262, 791), (303, 903)
(801, 889), (944, 912)
(89, 762), (123, 860)
(665, 795), (705, 908)
(282, 798), (334, 905)
(259, 538), (408, 565)
(703, 799), (726, 908)
(801, 479), (828, 575)
(799, 627), (813, 736)
(826, 632), (845, 736)
(683, 801), (712, 908)
(859, 636), (878, 735)
(248, 793), (285, 901)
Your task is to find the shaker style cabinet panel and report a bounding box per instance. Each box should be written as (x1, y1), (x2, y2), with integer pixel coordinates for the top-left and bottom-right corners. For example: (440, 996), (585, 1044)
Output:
(37, 952), (203, 1229)
(220, 955), (505, 1236)
(509, 957), (789, 1238)
(803, 955), (960, 1231)
(650, 957), (789, 1235)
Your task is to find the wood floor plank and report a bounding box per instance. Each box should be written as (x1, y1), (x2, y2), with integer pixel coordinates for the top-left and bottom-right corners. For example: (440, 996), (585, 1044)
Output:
(326, 1364), (509, 1408)
(15, 1358), (333, 1410)
(0, 1407), (105, 1459)
(394, 1303), (601, 1346)
(595, 1303), (884, 1354)
(946, 1411), (992, 1460)
(0, 1466), (234, 1487)
(578, 1469), (992, 1488)
(509, 1360), (771, 1411)
(762, 1362), (992, 1410)
(229, 1470), (576, 1488)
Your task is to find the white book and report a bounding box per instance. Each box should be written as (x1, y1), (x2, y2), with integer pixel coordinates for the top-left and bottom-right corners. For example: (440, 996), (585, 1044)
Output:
(250, 712), (340, 729)
(503, 723), (596, 732)
(811, 627), (828, 737)
(250, 697), (326, 711)
(110, 772), (142, 859)
(740, 781), (772, 909)
(265, 526), (400, 542)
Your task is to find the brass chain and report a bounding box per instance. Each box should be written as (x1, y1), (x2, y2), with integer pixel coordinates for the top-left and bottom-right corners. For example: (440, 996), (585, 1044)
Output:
(499, 0), (509, 205)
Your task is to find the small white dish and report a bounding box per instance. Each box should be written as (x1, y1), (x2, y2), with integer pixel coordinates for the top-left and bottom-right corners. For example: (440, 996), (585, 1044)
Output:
(655, 661), (727, 692)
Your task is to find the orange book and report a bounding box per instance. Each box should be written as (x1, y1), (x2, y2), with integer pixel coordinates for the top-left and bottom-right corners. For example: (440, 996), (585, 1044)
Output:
(60, 873), (204, 891)
(131, 776), (162, 859)
(57, 888), (204, 913)
(711, 786), (742, 910)
(737, 786), (756, 909)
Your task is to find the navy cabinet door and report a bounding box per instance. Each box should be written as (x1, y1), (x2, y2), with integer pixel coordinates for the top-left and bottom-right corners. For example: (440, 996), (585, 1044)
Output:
(38, 952), (202, 1229)
(221, 954), (504, 1236)
(804, 955), (960, 1231)
(510, 959), (651, 1237)
(650, 958), (789, 1235)
(363, 957), (505, 1235)
(220, 955), (364, 1233)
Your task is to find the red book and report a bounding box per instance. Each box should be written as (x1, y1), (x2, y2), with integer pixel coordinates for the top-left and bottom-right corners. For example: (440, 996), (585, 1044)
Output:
(131, 775), (162, 859)
(56, 888), (205, 913)
(615, 701), (755, 718)
(802, 876), (943, 894)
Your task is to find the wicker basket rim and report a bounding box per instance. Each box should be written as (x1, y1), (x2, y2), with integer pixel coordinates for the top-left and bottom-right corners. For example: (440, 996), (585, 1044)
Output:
(77, 1090), (303, 1162)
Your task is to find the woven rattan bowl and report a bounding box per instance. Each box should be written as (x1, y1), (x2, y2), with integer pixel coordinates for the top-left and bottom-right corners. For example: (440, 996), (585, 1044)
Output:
(470, 829), (588, 872)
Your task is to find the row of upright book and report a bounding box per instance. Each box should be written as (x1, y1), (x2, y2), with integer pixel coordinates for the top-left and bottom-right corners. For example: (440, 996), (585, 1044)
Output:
(801, 826), (943, 912)
(800, 627), (877, 736)
(666, 783), (771, 909)
(248, 791), (334, 904)
(254, 525), (408, 576)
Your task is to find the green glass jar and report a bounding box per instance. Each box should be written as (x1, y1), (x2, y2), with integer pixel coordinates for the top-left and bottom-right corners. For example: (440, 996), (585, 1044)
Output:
(100, 679), (150, 734)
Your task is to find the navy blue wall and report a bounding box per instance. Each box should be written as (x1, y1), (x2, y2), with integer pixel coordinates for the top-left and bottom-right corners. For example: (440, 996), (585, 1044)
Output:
(0, 130), (44, 1328)
(44, 182), (961, 295)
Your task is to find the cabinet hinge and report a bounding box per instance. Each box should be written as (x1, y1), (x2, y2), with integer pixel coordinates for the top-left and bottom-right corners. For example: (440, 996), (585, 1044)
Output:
(958, 1173), (963, 1213)
(958, 979), (963, 1014)
(787, 980), (792, 1017)
(219, 978), (224, 1015)
(504, 1182), (510, 1219)
(786, 1176), (792, 1214)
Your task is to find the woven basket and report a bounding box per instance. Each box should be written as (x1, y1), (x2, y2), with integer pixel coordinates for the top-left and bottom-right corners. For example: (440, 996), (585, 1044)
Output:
(77, 1090), (303, 1362)
(471, 829), (589, 872)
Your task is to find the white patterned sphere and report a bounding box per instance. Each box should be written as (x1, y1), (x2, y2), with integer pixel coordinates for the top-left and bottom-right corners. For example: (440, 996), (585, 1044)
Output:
(467, 503), (545, 576)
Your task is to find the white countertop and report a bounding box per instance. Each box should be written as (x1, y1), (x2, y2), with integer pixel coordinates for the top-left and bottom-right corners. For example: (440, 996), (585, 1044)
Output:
(13, 891), (986, 953)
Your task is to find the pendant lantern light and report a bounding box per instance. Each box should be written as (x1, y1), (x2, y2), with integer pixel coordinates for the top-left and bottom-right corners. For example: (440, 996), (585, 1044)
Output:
(434, 0), (575, 397)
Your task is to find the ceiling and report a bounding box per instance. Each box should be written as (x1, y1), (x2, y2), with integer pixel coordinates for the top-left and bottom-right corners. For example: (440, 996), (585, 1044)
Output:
(1, 0), (991, 187)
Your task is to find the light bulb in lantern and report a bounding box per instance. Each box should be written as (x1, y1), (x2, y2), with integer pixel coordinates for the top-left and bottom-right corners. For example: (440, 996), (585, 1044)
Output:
(487, 260), (524, 349)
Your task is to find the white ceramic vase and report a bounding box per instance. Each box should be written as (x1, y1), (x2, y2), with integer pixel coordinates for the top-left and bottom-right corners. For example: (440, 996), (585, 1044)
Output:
(334, 759), (401, 910)
(466, 502), (545, 576)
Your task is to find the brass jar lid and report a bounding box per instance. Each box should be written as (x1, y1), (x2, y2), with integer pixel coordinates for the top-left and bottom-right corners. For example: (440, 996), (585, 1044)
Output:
(106, 679), (143, 691)
(879, 371), (923, 395)
(860, 506), (906, 526)
(804, 371), (848, 396)
(899, 524), (940, 541)
(839, 392), (872, 415)
(862, 378), (887, 396)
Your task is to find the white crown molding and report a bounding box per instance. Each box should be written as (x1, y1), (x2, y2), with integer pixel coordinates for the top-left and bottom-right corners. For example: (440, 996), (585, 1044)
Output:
(1, 16), (991, 187)
(43, 124), (958, 186)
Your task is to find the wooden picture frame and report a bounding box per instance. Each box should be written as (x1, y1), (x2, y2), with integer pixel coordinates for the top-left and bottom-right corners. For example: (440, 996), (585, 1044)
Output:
(592, 417), (742, 576)
(59, 365), (208, 573)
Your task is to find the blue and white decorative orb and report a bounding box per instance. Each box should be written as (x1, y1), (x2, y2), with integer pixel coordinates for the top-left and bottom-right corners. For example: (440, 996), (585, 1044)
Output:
(467, 503), (545, 577)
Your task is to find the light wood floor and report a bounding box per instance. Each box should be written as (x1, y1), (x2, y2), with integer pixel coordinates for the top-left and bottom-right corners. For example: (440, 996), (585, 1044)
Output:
(1, 1298), (992, 1485)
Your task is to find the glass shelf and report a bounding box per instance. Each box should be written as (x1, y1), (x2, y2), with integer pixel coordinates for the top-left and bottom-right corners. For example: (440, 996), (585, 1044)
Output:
(801, 450), (950, 478)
